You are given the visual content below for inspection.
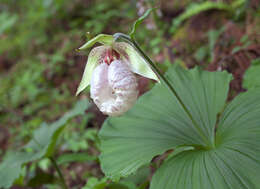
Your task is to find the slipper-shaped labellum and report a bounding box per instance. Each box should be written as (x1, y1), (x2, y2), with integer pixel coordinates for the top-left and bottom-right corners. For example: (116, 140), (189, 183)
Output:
(91, 60), (138, 116)
(76, 34), (159, 116)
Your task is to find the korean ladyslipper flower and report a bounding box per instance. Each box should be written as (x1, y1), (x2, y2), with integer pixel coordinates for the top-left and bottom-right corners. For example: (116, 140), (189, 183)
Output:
(76, 34), (159, 116)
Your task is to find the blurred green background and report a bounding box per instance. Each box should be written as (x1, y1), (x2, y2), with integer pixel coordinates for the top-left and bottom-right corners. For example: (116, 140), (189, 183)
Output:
(0, 0), (259, 188)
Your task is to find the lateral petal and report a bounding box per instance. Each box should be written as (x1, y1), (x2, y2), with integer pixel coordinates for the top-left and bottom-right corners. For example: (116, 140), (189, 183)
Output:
(76, 46), (111, 95)
(113, 42), (160, 82)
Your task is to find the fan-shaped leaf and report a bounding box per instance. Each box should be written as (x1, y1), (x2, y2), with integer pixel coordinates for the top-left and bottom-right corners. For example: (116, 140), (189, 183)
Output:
(151, 147), (259, 189)
(99, 66), (231, 179)
(151, 89), (260, 189)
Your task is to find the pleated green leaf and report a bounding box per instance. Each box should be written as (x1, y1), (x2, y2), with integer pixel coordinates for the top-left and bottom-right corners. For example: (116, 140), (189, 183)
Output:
(151, 89), (260, 189)
(151, 146), (260, 189)
(99, 66), (232, 180)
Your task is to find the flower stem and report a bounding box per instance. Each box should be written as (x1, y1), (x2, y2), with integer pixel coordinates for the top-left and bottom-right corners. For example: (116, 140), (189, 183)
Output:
(114, 33), (212, 149)
(49, 157), (68, 189)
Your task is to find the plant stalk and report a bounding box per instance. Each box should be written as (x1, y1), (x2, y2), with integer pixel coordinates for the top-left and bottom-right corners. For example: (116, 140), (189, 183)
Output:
(49, 157), (68, 189)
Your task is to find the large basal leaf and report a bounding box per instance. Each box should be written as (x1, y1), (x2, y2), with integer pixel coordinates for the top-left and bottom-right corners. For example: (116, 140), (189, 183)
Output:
(151, 89), (260, 189)
(99, 65), (231, 179)
(0, 99), (89, 188)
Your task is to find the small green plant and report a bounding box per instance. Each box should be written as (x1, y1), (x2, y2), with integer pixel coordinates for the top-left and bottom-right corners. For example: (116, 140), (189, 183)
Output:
(232, 34), (253, 54)
(243, 58), (260, 89)
(194, 26), (226, 63)
(169, 0), (246, 34)
(0, 99), (89, 188)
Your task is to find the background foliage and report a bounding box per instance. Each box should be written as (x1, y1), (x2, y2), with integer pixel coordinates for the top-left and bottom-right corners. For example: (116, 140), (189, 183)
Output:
(0, 0), (259, 188)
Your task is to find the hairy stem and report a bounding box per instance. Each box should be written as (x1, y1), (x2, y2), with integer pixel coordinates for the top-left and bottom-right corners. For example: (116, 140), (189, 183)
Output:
(49, 157), (68, 189)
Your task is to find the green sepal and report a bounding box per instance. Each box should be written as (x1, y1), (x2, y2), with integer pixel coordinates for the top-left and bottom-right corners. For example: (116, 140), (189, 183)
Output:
(78, 34), (114, 51)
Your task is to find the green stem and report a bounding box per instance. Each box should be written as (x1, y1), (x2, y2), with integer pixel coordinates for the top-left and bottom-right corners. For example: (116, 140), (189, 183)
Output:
(49, 157), (68, 189)
(114, 33), (213, 149)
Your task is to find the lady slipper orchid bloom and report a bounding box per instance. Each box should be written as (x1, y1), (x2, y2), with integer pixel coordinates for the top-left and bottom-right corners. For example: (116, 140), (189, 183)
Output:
(76, 34), (159, 116)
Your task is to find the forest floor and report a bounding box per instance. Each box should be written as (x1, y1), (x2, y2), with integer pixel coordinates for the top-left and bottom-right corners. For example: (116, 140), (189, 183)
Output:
(0, 0), (259, 188)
